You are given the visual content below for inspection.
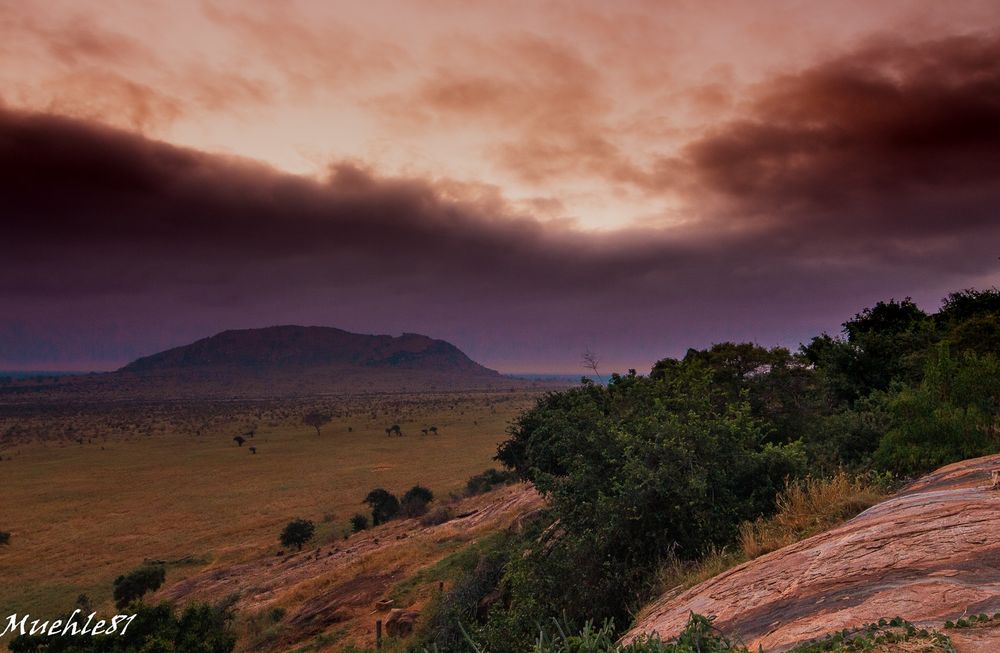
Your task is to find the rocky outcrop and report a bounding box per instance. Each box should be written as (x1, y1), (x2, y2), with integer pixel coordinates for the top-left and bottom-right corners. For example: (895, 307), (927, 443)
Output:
(156, 484), (543, 651)
(625, 454), (1000, 652)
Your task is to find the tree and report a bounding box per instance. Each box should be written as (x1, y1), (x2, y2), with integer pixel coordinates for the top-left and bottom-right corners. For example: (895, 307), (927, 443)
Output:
(390, 424), (402, 437)
(10, 601), (235, 653)
(429, 425), (438, 435)
(364, 488), (400, 525)
(303, 411), (331, 436)
(113, 565), (166, 609)
(875, 345), (1000, 474)
(350, 513), (369, 532)
(803, 298), (933, 405)
(494, 368), (802, 632)
(279, 518), (315, 550)
(581, 348), (602, 383)
(233, 436), (245, 447)
(401, 485), (434, 516)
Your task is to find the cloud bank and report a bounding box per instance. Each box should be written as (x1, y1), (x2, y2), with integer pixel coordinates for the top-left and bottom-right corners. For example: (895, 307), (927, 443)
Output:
(2, 32), (1000, 371)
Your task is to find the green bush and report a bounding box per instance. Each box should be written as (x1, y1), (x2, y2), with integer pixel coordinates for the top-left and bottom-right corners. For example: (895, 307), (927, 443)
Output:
(9, 601), (235, 653)
(402, 485), (435, 517)
(279, 518), (315, 551)
(112, 564), (166, 609)
(875, 346), (1000, 474)
(465, 469), (517, 496)
(364, 488), (400, 525)
(489, 369), (803, 648)
(350, 513), (369, 532)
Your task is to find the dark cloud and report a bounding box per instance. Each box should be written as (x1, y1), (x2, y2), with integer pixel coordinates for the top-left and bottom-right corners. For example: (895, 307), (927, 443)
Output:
(4, 32), (1000, 371)
(674, 34), (1000, 227)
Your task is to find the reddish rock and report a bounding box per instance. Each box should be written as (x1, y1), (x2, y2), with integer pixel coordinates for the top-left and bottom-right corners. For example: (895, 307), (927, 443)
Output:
(624, 455), (1000, 653)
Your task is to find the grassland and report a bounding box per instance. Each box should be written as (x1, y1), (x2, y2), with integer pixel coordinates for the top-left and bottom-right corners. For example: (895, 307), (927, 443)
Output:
(0, 389), (547, 621)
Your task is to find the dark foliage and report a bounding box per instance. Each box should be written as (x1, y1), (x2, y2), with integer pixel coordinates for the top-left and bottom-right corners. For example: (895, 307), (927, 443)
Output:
(112, 565), (166, 610)
(9, 602), (235, 653)
(401, 485), (434, 517)
(349, 513), (369, 532)
(465, 468), (517, 496)
(279, 518), (315, 551)
(363, 488), (400, 525)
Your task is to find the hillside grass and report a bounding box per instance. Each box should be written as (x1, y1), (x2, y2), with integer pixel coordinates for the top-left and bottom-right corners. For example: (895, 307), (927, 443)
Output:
(0, 390), (543, 619)
(656, 471), (891, 598)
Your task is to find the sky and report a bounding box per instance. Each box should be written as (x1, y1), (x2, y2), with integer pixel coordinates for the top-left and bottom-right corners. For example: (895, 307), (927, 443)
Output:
(2, 0), (1000, 373)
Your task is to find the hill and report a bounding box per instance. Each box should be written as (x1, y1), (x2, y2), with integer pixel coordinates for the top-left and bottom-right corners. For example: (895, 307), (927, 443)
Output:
(122, 326), (496, 376)
(1, 326), (518, 401)
(625, 454), (1000, 652)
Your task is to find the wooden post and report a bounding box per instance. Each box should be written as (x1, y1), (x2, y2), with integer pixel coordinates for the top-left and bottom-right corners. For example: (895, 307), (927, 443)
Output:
(375, 619), (382, 650)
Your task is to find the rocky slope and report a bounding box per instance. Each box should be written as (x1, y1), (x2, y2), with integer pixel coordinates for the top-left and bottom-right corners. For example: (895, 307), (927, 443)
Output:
(156, 483), (544, 651)
(625, 454), (1000, 652)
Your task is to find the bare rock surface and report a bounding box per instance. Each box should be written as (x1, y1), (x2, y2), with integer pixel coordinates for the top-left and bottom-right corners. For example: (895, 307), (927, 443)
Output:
(625, 455), (1000, 652)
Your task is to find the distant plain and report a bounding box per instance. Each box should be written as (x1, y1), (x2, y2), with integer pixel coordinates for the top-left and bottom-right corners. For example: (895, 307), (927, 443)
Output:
(0, 389), (546, 618)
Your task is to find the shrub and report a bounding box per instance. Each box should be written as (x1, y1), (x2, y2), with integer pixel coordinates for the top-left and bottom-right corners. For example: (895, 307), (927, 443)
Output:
(113, 564), (166, 609)
(350, 513), (369, 532)
(10, 601), (236, 653)
(465, 468), (517, 495)
(421, 506), (453, 526)
(491, 370), (803, 640)
(0, 531), (10, 545)
(401, 485), (434, 517)
(364, 488), (400, 525)
(279, 518), (315, 551)
(875, 346), (1000, 474)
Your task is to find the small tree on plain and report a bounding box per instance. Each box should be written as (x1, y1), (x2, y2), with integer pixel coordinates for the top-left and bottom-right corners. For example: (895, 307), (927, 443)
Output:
(279, 518), (315, 551)
(233, 436), (246, 447)
(303, 412), (331, 436)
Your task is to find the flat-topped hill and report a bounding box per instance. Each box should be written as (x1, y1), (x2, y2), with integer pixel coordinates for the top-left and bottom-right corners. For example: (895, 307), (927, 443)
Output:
(1, 326), (522, 400)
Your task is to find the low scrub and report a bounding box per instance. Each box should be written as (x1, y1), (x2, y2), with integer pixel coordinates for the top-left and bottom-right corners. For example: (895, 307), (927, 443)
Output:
(465, 469), (517, 496)
(658, 471), (888, 595)
(739, 471), (889, 559)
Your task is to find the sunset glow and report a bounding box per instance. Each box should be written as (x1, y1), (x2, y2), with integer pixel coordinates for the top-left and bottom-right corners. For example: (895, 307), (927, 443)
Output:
(3, 0), (1000, 371)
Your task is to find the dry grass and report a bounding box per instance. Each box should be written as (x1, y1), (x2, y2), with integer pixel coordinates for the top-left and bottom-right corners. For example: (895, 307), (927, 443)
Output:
(655, 471), (889, 600)
(739, 471), (887, 559)
(0, 390), (545, 620)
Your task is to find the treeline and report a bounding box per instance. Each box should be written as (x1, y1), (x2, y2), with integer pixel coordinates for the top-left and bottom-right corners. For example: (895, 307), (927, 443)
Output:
(409, 288), (1000, 652)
